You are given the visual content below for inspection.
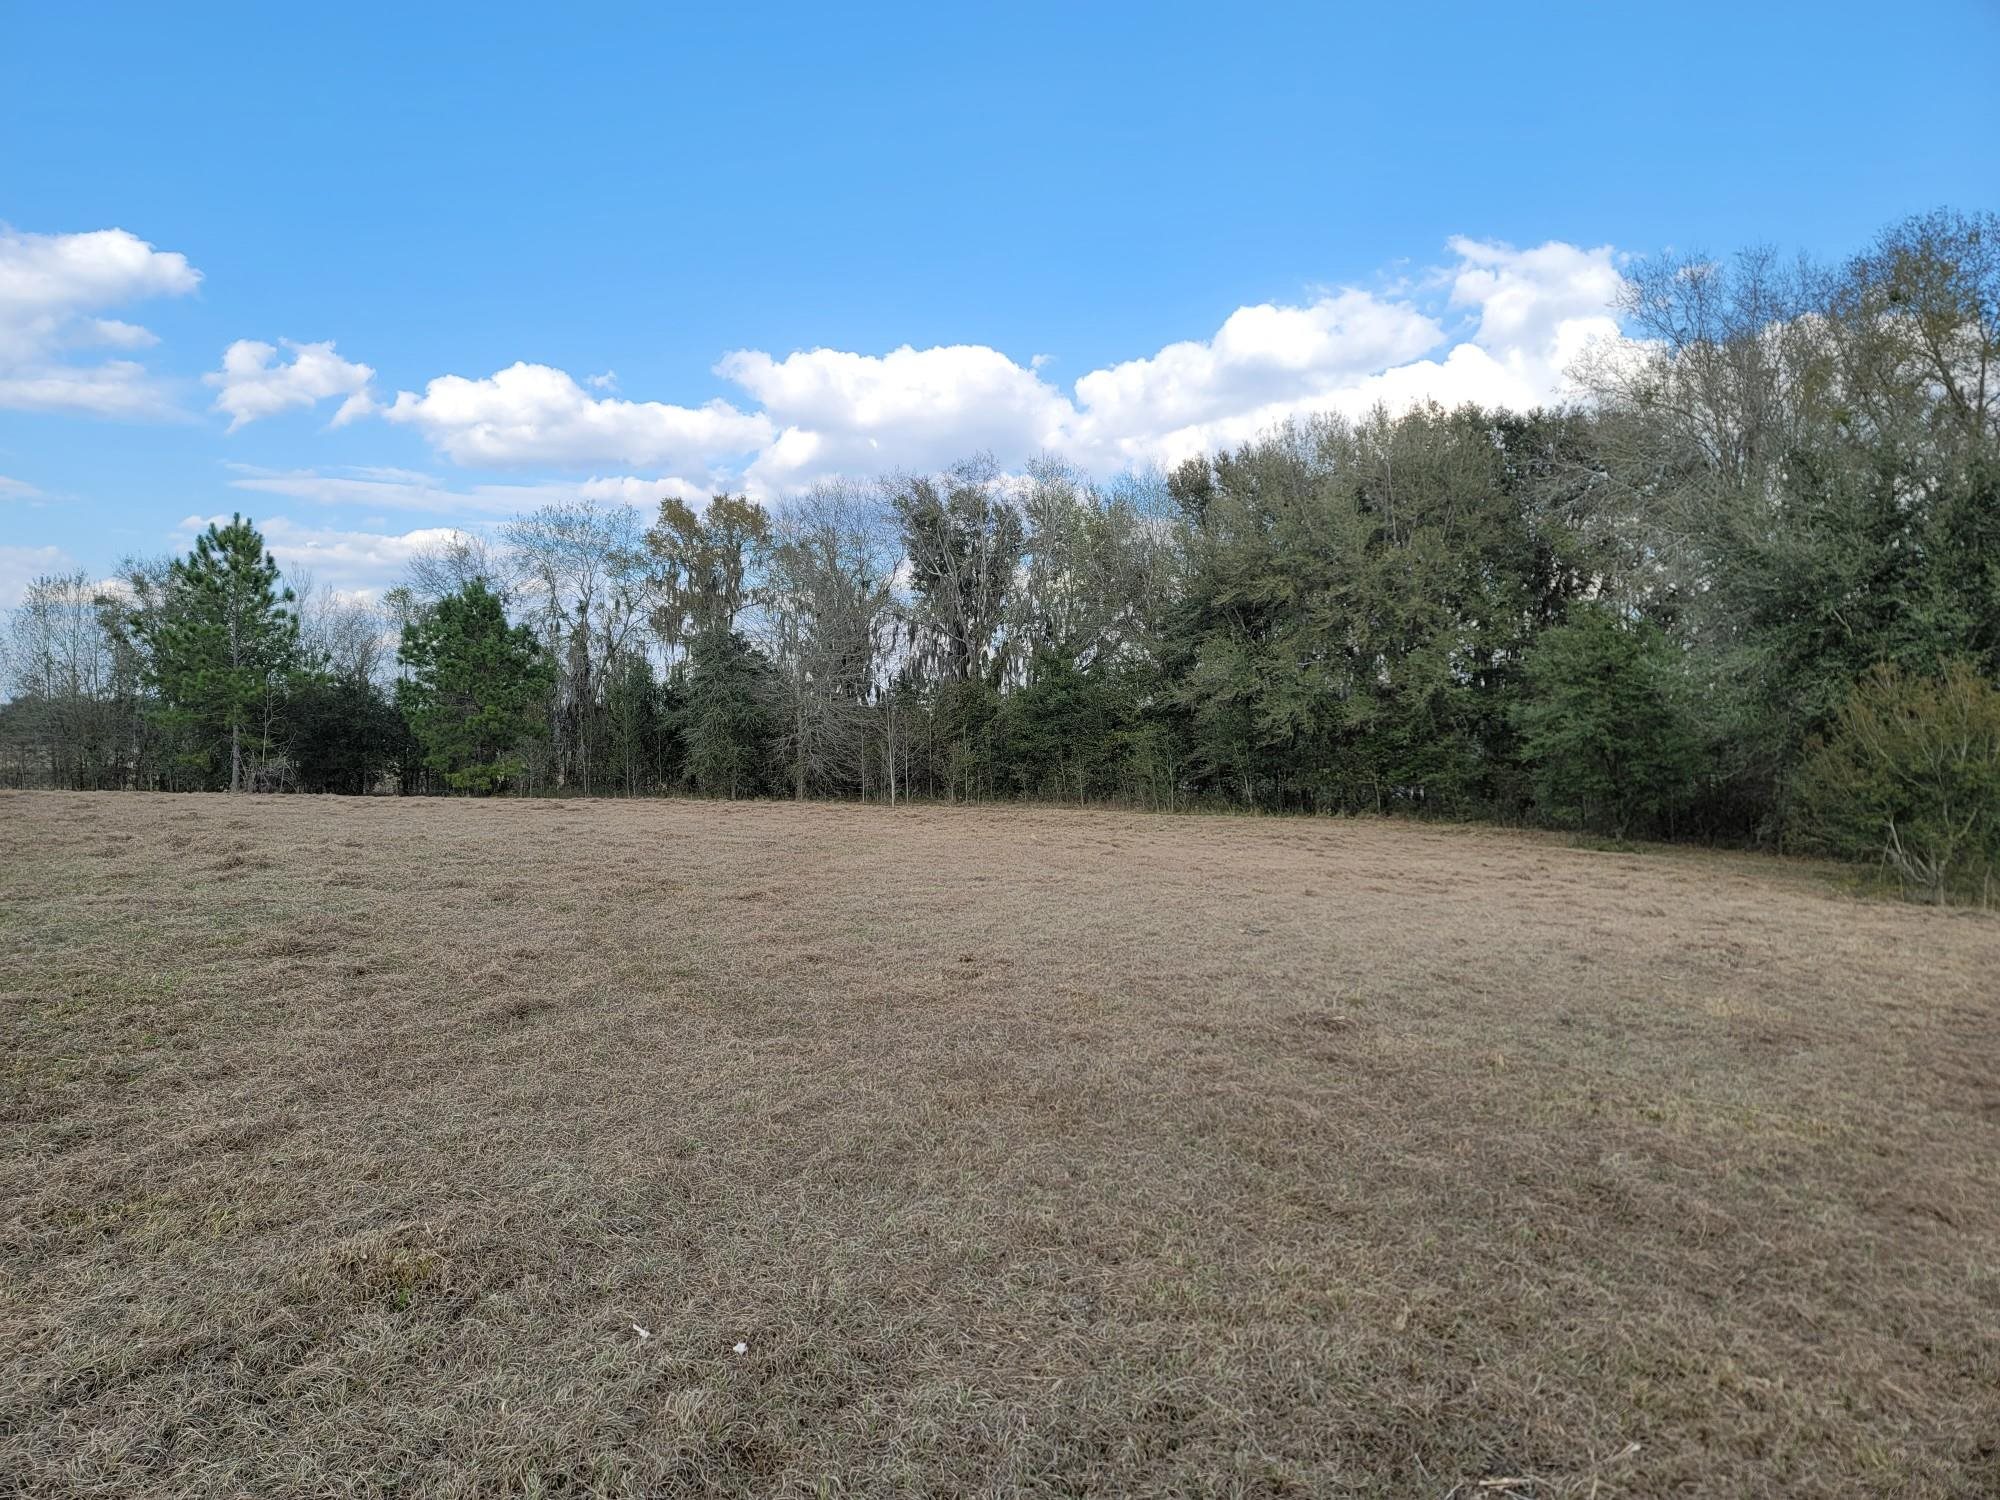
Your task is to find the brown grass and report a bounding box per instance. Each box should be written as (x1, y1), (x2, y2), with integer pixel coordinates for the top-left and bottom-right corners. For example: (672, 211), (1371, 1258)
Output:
(2, 791), (1997, 1498)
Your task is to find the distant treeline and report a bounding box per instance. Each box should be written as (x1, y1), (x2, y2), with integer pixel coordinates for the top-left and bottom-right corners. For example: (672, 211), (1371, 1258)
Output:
(5, 209), (1997, 900)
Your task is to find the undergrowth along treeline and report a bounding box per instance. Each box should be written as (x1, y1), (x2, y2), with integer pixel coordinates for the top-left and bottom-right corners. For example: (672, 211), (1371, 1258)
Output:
(5, 208), (1997, 900)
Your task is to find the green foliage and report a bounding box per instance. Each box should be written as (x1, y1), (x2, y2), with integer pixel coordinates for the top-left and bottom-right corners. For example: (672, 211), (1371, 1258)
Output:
(1672, 445), (2000, 805)
(926, 675), (1005, 801)
(682, 626), (774, 797)
(999, 651), (1132, 801)
(1514, 606), (1703, 838)
(132, 515), (299, 792)
(1593, 208), (2000, 831)
(1791, 662), (2000, 903)
(1159, 407), (1609, 814)
(396, 580), (550, 794)
(287, 675), (409, 794)
(602, 650), (678, 794)
(646, 494), (770, 646)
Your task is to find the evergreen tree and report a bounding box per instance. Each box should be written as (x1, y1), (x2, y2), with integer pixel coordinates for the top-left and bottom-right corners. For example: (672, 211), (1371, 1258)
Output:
(682, 625), (774, 798)
(1158, 409), (1608, 814)
(603, 649), (670, 794)
(1514, 606), (1702, 839)
(287, 675), (407, 794)
(133, 515), (299, 792)
(1000, 650), (1126, 802)
(396, 580), (550, 794)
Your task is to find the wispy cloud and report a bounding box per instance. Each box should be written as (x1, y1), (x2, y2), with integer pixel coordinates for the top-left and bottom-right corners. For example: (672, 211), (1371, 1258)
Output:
(223, 462), (708, 516)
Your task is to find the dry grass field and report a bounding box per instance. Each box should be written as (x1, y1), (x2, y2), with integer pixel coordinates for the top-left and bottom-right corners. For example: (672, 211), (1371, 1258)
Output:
(2, 792), (1997, 1498)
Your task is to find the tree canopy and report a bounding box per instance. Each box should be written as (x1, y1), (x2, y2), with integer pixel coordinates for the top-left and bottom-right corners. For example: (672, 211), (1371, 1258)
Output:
(396, 579), (550, 794)
(5, 208), (1996, 897)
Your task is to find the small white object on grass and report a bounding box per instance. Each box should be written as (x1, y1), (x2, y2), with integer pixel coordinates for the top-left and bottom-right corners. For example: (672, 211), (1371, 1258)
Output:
(632, 1323), (651, 1340)
(733, 1341), (748, 1355)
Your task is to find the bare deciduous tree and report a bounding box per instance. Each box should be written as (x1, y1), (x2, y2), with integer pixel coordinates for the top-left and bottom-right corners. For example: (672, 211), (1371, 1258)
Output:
(407, 531), (519, 605)
(503, 500), (650, 793)
(290, 569), (395, 685)
(3, 571), (124, 787)
(888, 454), (1023, 685)
(762, 483), (899, 799)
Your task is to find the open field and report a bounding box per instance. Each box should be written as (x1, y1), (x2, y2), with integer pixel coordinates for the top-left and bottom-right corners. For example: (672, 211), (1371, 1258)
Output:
(2, 793), (1997, 1497)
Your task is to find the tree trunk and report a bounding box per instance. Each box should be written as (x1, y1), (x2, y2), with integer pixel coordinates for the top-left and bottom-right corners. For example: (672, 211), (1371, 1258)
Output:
(795, 697), (807, 801)
(885, 708), (897, 806)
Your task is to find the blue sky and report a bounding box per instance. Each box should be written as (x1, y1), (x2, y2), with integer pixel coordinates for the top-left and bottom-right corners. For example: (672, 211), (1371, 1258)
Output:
(3, 1), (1996, 601)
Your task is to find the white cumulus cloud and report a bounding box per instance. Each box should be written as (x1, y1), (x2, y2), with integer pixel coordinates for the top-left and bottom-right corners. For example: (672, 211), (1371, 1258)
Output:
(1062, 288), (1447, 471)
(207, 338), (377, 431)
(709, 236), (1627, 489)
(0, 226), (202, 418)
(381, 361), (771, 473)
(1087, 243), (1624, 470)
(270, 236), (1630, 499)
(720, 343), (1075, 495)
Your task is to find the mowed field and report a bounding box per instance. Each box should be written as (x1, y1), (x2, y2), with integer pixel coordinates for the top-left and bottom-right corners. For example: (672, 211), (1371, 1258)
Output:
(2, 794), (1997, 1498)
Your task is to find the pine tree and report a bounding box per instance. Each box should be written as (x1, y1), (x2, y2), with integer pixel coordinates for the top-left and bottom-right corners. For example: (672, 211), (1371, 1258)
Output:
(135, 515), (299, 792)
(396, 579), (550, 794)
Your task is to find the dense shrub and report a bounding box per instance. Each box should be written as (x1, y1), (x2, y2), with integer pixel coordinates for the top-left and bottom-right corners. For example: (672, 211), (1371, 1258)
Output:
(1791, 662), (2000, 904)
(287, 675), (409, 794)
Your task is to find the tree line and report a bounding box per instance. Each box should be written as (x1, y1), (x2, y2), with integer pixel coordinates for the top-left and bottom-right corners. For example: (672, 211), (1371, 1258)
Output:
(5, 209), (1996, 899)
